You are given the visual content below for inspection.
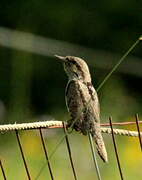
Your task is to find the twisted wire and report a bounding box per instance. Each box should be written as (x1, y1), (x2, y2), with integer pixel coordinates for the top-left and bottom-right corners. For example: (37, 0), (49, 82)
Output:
(0, 121), (141, 137)
(101, 127), (141, 137)
(0, 121), (62, 131)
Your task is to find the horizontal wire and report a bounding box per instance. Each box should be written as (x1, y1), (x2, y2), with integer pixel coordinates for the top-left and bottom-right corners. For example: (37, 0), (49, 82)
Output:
(101, 127), (141, 137)
(101, 121), (142, 126)
(0, 121), (141, 137)
(0, 121), (62, 131)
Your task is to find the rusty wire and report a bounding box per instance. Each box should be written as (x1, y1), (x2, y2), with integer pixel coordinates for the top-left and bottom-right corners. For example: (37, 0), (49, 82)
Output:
(109, 117), (124, 180)
(101, 121), (142, 126)
(15, 130), (31, 180)
(135, 114), (142, 151)
(63, 122), (78, 180)
(0, 160), (7, 180)
(39, 128), (54, 180)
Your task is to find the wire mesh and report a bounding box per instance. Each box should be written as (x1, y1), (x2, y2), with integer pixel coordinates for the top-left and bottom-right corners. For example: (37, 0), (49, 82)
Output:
(0, 116), (141, 179)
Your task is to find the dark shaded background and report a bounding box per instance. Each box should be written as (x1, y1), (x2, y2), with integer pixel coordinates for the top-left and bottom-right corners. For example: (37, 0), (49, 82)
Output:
(0, 1), (142, 179)
(0, 0), (142, 120)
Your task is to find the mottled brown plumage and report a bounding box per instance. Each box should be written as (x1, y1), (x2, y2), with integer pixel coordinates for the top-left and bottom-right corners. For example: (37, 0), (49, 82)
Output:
(55, 55), (108, 162)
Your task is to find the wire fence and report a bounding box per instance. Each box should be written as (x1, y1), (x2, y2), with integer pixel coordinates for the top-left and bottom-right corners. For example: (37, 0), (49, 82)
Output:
(0, 115), (142, 180)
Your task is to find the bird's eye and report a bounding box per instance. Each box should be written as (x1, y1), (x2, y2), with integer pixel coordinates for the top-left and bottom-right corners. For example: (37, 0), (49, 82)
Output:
(70, 60), (76, 65)
(65, 62), (71, 67)
(66, 57), (70, 61)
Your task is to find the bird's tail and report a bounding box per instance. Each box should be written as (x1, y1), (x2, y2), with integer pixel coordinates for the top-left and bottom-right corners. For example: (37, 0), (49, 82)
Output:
(92, 123), (108, 162)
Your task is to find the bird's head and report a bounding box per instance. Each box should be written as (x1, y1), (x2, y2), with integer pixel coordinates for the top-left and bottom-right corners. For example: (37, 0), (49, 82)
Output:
(55, 55), (91, 82)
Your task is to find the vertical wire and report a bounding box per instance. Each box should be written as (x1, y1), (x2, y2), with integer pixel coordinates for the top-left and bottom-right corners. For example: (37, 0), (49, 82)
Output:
(35, 134), (65, 180)
(109, 117), (124, 180)
(15, 130), (31, 180)
(0, 160), (7, 180)
(39, 128), (54, 180)
(62, 122), (78, 180)
(135, 114), (142, 151)
(88, 133), (102, 180)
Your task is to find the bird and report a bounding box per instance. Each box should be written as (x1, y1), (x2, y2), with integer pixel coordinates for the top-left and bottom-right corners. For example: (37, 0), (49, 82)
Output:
(55, 55), (108, 162)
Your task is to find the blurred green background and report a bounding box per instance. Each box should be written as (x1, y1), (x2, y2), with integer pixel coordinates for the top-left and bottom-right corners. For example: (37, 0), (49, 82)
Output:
(0, 0), (142, 179)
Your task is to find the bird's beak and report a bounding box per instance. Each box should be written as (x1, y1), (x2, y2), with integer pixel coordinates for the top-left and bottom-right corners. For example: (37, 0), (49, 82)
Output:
(54, 55), (67, 62)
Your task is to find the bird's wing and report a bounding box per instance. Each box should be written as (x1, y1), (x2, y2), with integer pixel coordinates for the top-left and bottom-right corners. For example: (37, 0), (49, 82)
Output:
(65, 80), (100, 120)
(86, 83), (100, 121)
(65, 80), (84, 120)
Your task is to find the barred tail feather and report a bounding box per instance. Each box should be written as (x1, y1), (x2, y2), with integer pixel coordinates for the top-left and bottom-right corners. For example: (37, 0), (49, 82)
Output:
(92, 125), (108, 162)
